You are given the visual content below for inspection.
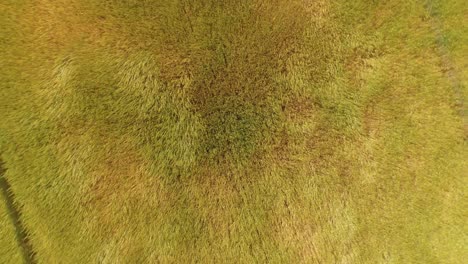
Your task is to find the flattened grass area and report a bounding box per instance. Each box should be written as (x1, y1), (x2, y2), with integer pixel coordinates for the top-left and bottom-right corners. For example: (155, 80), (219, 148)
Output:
(0, 0), (466, 262)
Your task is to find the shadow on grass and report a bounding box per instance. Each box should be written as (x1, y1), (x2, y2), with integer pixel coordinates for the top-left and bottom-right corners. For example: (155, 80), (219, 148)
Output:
(0, 159), (36, 263)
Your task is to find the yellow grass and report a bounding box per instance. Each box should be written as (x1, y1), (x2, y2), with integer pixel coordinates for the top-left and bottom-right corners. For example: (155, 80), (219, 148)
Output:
(0, 0), (466, 262)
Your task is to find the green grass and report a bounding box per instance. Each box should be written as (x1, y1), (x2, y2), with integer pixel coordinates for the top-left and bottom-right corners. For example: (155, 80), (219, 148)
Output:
(0, 0), (466, 262)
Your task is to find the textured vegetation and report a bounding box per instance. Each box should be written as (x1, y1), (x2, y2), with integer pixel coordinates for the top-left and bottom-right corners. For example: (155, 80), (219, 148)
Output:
(1, 0), (466, 263)
(1, 163), (24, 263)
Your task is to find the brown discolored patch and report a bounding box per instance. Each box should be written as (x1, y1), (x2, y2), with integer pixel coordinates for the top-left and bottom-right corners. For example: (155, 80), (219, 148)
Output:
(273, 194), (319, 262)
(155, 48), (194, 85)
(283, 96), (317, 121)
(189, 169), (241, 239)
(20, 0), (94, 49)
(80, 136), (170, 239)
(363, 100), (384, 138)
(303, 0), (331, 27)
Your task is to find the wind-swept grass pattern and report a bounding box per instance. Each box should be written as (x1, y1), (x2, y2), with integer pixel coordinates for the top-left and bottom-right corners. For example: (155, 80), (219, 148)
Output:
(0, 0), (466, 263)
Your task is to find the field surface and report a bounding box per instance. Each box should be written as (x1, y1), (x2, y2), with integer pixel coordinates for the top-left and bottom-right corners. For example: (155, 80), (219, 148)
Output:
(1, 0), (466, 263)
